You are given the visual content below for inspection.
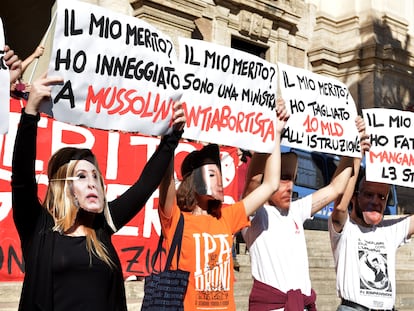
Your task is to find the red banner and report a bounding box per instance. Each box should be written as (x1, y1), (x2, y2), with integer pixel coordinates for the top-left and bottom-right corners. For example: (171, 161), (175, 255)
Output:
(0, 97), (239, 281)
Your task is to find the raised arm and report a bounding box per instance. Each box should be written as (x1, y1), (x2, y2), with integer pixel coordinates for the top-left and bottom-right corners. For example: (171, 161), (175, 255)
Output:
(158, 102), (187, 219)
(21, 45), (44, 74)
(330, 116), (370, 232)
(242, 99), (289, 216)
(242, 151), (265, 199)
(12, 73), (64, 240)
(158, 154), (176, 219)
(310, 155), (354, 216)
(110, 101), (185, 228)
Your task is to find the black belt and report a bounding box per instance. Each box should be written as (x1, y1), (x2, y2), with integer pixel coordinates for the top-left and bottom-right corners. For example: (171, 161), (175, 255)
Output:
(341, 299), (394, 311)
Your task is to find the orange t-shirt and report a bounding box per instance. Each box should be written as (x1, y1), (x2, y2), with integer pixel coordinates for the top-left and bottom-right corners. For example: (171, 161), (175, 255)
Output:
(159, 201), (249, 310)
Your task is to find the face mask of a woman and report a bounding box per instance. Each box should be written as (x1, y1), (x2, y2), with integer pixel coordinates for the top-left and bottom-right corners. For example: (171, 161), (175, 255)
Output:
(193, 164), (224, 202)
(71, 160), (105, 213)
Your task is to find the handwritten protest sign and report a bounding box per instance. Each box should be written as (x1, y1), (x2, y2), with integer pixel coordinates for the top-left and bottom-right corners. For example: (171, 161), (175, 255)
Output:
(0, 18), (10, 134)
(178, 38), (278, 153)
(46, 0), (181, 135)
(278, 62), (360, 157)
(363, 108), (414, 188)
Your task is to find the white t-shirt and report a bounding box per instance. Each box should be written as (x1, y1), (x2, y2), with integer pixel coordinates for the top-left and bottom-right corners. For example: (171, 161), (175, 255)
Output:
(328, 214), (410, 310)
(242, 195), (313, 296)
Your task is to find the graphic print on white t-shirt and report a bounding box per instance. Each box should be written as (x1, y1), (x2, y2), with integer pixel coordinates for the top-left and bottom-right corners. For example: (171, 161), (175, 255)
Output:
(358, 239), (392, 297)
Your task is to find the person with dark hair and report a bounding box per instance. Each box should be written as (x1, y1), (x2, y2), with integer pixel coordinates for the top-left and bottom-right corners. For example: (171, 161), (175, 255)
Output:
(157, 99), (289, 310)
(241, 116), (369, 311)
(329, 125), (414, 311)
(11, 73), (185, 311)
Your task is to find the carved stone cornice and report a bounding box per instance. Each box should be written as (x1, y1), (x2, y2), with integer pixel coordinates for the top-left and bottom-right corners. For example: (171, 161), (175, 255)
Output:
(214, 0), (300, 37)
(130, 0), (208, 18)
(129, 0), (210, 32)
(238, 10), (272, 40)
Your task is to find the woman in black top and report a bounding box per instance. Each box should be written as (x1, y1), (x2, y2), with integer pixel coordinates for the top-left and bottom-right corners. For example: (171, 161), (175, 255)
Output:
(11, 74), (185, 311)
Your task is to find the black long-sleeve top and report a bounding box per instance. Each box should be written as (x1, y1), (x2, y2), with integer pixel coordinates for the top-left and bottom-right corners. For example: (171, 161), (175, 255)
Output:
(11, 109), (182, 311)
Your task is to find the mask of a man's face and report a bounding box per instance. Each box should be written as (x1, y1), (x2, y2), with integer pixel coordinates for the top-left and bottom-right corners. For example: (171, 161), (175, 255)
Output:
(193, 164), (224, 202)
(356, 179), (390, 226)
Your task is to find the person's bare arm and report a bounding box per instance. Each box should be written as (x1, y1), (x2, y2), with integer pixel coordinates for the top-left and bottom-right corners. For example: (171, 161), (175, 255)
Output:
(329, 157), (361, 232)
(158, 157), (176, 219)
(21, 45), (44, 73)
(242, 99), (289, 216)
(158, 101), (185, 219)
(241, 151), (265, 198)
(311, 156), (354, 217)
(330, 116), (370, 232)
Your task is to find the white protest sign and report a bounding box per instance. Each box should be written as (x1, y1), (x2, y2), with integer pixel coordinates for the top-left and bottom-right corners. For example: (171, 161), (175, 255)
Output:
(278, 62), (360, 157)
(0, 18), (10, 134)
(363, 108), (414, 188)
(46, 0), (181, 135)
(178, 38), (278, 153)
